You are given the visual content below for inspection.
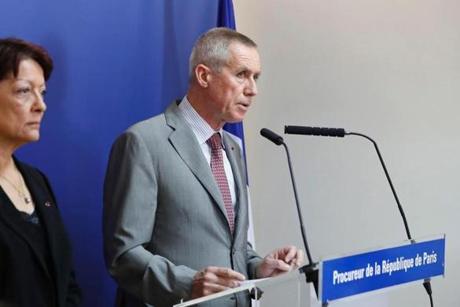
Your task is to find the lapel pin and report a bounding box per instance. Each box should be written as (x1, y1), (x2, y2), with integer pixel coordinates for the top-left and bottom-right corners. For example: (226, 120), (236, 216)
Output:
(44, 201), (52, 207)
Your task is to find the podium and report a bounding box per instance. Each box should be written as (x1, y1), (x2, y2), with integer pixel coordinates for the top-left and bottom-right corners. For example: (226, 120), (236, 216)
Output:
(174, 235), (445, 307)
(174, 270), (313, 307)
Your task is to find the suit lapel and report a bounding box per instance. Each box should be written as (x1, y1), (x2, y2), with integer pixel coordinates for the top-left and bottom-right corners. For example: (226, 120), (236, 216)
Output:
(16, 160), (72, 306)
(223, 133), (246, 241)
(0, 189), (48, 269)
(0, 161), (53, 280)
(165, 102), (230, 225)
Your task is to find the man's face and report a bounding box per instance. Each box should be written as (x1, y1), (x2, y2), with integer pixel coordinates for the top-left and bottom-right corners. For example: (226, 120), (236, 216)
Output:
(206, 43), (261, 129)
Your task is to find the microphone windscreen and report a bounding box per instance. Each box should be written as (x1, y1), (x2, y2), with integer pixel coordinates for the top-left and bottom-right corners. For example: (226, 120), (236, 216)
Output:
(260, 128), (284, 145)
(285, 126), (345, 137)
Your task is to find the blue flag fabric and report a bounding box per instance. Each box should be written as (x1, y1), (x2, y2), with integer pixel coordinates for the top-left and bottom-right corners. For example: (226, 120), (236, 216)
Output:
(218, 0), (237, 29)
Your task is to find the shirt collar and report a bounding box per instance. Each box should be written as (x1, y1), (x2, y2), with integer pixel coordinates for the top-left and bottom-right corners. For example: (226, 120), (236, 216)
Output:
(178, 96), (224, 147)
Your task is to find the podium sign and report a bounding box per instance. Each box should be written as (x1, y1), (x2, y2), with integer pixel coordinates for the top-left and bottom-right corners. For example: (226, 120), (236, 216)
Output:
(320, 236), (445, 303)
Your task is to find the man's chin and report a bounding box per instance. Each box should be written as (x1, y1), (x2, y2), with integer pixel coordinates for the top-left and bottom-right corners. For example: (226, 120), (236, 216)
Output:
(227, 110), (248, 123)
(226, 117), (245, 125)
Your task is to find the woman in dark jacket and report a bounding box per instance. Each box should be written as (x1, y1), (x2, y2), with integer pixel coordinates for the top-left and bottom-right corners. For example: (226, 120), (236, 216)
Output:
(0, 38), (82, 306)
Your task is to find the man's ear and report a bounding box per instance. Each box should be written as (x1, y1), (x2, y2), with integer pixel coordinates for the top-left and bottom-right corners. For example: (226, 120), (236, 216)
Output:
(195, 64), (211, 88)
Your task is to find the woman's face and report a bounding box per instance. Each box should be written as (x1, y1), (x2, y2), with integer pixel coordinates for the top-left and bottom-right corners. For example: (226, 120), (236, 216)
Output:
(0, 58), (47, 148)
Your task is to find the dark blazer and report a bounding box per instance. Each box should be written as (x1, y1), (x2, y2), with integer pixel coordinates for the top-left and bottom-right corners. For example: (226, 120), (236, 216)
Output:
(0, 159), (81, 307)
(103, 101), (262, 307)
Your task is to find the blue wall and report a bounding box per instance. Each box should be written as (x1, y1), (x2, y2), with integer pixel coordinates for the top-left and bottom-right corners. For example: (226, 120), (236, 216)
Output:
(1, 1), (222, 305)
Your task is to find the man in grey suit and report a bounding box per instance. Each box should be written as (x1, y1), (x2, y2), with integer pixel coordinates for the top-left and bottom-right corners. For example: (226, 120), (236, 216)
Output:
(103, 28), (303, 307)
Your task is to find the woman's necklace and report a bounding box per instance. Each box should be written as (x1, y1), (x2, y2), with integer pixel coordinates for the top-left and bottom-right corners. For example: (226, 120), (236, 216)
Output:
(0, 170), (32, 204)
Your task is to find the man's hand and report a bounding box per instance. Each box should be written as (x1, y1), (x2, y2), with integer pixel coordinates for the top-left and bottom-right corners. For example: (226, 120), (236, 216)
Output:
(256, 246), (304, 278)
(191, 266), (246, 299)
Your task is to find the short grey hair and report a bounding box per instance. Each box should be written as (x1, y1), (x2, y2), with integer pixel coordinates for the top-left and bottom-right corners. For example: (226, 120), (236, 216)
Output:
(189, 27), (257, 82)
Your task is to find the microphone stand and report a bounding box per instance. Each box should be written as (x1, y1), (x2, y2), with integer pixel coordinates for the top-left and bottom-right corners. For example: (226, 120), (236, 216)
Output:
(284, 126), (433, 307)
(346, 132), (433, 306)
(260, 129), (319, 294)
(282, 142), (319, 293)
(346, 132), (412, 241)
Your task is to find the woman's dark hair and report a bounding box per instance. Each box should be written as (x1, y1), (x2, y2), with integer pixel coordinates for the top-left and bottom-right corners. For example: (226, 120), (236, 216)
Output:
(0, 38), (53, 81)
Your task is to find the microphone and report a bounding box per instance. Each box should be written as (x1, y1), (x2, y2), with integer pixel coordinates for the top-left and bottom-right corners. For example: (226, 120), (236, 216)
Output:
(285, 125), (345, 137)
(284, 125), (433, 306)
(285, 125), (413, 240)
(260, 128), (318, 292)
(260, 128), (284, 145)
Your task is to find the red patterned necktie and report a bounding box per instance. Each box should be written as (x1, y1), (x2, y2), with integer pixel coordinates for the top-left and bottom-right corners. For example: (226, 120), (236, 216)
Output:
(207, 133), (235, 233)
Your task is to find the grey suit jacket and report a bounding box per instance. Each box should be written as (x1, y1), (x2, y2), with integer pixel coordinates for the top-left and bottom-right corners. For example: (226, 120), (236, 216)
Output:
(103, 101), (262, 307)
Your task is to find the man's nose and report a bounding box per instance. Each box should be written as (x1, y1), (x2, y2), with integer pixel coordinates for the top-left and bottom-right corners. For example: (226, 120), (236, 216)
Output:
(245, 78), (258, 96)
